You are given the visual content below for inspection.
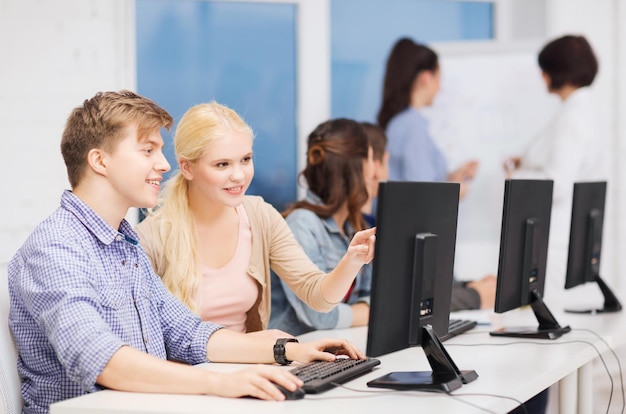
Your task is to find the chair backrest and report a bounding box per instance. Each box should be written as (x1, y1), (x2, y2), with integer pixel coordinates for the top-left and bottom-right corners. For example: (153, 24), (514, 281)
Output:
(0, 261), (22, 414)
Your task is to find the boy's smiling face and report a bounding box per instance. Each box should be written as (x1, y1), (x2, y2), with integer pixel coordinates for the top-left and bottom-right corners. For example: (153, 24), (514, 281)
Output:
(103, 123), (171, 210)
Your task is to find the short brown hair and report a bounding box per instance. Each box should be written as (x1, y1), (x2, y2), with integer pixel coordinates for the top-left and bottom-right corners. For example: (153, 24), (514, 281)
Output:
(538, 35), (598, 89)
(60, 90), (173, 188)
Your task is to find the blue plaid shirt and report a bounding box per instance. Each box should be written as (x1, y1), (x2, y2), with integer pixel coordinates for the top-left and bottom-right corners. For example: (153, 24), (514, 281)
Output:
(8, 191), (223, 414)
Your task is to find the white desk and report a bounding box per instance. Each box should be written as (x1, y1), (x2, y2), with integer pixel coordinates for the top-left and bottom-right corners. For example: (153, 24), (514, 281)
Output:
(50, 307), (624, 414)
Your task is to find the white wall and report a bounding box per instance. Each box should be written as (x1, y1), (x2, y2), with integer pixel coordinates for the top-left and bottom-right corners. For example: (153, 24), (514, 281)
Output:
(0, 0), (134, 262)
(1, 0), (624, 294)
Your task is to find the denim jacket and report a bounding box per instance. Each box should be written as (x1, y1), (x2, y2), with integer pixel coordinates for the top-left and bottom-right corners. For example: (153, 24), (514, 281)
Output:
(269, 192), (372, 336)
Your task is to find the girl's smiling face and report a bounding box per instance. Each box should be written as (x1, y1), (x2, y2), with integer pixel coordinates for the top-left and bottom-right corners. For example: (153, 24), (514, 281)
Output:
(181, 128), (254, 208)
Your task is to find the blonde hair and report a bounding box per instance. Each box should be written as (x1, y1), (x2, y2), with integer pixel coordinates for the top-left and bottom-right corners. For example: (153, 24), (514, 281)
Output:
(146, 102), (253, 312)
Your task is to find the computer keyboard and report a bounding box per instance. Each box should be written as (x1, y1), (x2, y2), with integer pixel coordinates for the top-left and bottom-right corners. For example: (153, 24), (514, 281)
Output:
(439, 318), (477, 342)
(289, 357), (381, 393)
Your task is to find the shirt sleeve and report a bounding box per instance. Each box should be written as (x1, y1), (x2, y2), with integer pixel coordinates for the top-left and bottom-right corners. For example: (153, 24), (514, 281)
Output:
(14, 237), (127, 392)
(260, 203), (336, 312)
(450, 281), (481, 312)
(388, 112), (443, 182)
(514, 106), (587, 204)
(402, 122), (441, 181)
(146, 264), (223, 364)
(537, 113), (586, 204)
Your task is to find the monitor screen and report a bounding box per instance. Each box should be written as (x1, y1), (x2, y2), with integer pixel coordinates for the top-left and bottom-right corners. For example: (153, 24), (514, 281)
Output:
(366, 181), (477, 392)
(491, 179), (570, 339)
(564, 181), (621, 313)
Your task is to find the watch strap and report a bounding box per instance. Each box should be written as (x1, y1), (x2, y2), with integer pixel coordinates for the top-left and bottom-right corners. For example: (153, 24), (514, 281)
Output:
(273, 338), (299, 365)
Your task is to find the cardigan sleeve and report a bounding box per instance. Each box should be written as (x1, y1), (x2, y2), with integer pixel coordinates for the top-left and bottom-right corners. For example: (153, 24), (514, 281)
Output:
(246, 196), (336, 313)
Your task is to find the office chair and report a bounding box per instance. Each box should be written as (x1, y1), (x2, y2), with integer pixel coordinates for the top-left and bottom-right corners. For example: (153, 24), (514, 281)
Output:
(0, 262), (22, 414)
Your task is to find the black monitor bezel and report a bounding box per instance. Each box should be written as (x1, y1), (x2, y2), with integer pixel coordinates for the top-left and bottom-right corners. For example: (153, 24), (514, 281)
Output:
(491, 179), (570, 339)
(563, 181), (621, 313)
(365, 181), (478, 390)
(493, 179), (553, 313)
(565, 181), (606, 289)
(366, 181), (459, 358)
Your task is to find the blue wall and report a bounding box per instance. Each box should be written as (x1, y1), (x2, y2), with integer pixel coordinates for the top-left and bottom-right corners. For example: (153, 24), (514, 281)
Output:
(331, 0), (493, 122)
(137, 0), (297, 210)
(136, 0), (493, 209)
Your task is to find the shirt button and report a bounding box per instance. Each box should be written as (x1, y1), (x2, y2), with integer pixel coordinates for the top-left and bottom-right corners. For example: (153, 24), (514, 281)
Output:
(134, 263), (138, 268)
(121, 260), (126, 266)
(116, 235), (123, 241)
(249, 265), (256, 273)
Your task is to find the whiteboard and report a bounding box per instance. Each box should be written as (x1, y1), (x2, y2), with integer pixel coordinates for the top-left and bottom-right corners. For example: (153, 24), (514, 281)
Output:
(423, 50), (560, 278)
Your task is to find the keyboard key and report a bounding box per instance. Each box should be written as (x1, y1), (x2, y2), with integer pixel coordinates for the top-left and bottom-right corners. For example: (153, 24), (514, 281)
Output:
(289, 357), (381, 393)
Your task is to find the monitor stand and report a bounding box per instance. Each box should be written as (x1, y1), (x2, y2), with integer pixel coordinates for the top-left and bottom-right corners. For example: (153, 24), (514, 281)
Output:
(490, 289), (571, 339)
(367, 325), (478, 392)
(565, 275), (622, 314)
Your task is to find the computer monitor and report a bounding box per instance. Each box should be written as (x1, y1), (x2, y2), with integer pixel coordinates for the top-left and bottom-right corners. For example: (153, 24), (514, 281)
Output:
(564, 181), (622, 313)
(366, 181), (477, 392)
(490, 179), (571, 339)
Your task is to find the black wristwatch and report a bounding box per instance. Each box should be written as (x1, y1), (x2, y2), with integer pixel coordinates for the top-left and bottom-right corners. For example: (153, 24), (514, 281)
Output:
(273, 338), (299, 365)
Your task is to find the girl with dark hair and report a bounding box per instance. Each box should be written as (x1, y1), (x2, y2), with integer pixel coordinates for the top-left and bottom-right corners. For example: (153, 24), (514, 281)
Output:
(377, 37), (478, 200)
(269, 119), (376, 335)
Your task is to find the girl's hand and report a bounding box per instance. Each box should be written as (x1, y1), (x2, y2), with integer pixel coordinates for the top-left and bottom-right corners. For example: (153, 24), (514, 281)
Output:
(286, 338), (366, 363)
(346, 227), (376, 265)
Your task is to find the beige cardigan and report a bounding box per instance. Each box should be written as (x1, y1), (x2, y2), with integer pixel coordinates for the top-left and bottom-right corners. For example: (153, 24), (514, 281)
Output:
(135, 195), (335, 332)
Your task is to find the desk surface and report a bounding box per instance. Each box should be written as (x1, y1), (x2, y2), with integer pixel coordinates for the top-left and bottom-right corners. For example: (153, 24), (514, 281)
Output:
(50, 307), (624, 414)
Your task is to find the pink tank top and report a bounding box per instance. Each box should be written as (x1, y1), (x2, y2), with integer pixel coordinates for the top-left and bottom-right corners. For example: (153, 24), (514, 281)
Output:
(197, 205), (257, 332)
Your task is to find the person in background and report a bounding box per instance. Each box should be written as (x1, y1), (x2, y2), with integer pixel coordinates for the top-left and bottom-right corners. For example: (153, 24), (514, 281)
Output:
(269, 119), (375, 336)
(377, 37), (479, 200)
(360, 122), (389, 226)
(360, 122), (495, 311)
(502, 34), (600, 414)
(503, 34), (605, 303)
(8, 91), (366, 413)
(136, 102), (376, 337)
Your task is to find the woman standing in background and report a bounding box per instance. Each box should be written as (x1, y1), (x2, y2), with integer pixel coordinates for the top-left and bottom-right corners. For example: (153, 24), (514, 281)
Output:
(376, 37), (494, 312)
(502, 34), (603, 414)
(503, 34), (605, 303)
(377, 37), (478, 200)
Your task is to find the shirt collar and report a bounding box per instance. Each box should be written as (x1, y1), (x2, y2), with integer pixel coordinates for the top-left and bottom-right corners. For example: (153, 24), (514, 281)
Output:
(564, 86), (591, 106)
(60, 190), (139, 246)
